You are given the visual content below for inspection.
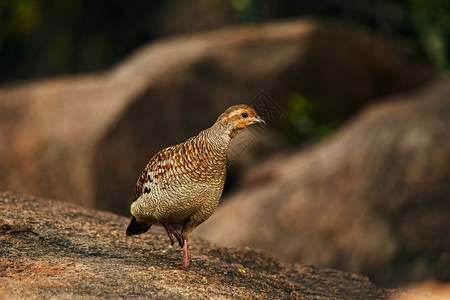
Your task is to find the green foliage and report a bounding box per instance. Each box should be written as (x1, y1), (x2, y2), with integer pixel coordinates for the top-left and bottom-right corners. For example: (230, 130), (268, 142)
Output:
(229, 0), (258, 23)
(3, 0), (41, 34)
(410, 0), (450, 71)
(281, 92), (332, 144)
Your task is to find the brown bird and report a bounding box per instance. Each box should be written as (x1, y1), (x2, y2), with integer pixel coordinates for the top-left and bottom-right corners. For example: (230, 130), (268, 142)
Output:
(126, 104), (265, 269)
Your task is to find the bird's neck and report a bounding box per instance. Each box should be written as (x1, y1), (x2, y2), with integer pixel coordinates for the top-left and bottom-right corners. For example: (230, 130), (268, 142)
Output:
(199, 123), (232, 158)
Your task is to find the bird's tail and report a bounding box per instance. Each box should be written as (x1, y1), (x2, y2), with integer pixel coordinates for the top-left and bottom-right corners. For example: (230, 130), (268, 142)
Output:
(126, 216), (151, 236)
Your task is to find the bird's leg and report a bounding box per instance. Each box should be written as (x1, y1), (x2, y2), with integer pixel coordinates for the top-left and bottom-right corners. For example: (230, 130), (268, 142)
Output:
(169, 225), (184, 248)
(161, 223), (184, 248)
(161, 223), (175, 246)
(181, 239), (189, 269)
(178, 215), (203, 270)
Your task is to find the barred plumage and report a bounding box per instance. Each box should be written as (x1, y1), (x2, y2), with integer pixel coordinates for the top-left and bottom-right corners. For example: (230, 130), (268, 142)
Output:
(126, 104), (265, 269)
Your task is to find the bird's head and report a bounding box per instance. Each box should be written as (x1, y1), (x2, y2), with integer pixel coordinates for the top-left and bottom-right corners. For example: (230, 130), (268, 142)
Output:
(216, 104), (265, 138)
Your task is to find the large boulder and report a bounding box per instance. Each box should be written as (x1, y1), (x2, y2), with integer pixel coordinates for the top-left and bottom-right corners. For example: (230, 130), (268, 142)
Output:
(0, 19), (434, 215)
(0, 191), (392, 299)
(195, 78), (450, 286)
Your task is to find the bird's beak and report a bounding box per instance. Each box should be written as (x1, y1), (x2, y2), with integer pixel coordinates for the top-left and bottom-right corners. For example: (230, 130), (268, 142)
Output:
(253, 115), (266, 125)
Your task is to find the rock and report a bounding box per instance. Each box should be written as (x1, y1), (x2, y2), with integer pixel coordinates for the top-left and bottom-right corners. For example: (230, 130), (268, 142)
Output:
(156, 0), (414, 38)
(395, 281), (450, 300)
(0, 191), (391, 299)
(195, 78), (450, 286)
(0, 19), (435, 216)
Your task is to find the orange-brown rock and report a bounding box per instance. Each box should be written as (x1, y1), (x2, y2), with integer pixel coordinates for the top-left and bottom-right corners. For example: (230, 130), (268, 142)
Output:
(195, 78), (450, 287)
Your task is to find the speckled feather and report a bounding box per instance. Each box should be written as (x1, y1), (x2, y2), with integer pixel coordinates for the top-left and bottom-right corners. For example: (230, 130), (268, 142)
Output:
(131, 130), (228, 230)
(128, 105), (264, 265)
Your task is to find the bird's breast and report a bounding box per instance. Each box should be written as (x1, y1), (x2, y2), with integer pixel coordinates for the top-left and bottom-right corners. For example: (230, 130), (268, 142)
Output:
(132, 134), (229, 223)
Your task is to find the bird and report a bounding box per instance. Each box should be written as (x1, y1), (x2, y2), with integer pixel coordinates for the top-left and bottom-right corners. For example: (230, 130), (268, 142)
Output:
(126, 104), (265, 269)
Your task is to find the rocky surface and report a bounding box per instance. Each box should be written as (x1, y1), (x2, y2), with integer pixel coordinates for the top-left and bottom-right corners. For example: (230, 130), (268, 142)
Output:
(195, 78), (450, 287)
(0, 191), (393, 299)
(0, 19), (435, 216)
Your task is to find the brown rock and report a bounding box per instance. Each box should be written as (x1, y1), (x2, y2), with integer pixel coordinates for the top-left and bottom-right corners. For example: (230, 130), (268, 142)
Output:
(0, 19), (434, 216)
(0, 191), (391, 299)
(395, 281), (450, 300)
(195, 78), (450, 286)
(155, 0), (413, 39)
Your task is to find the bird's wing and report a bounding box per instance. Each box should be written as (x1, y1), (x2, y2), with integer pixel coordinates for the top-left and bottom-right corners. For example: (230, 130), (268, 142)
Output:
(133, 169), (148, 200)
(133, 142), (188, 200)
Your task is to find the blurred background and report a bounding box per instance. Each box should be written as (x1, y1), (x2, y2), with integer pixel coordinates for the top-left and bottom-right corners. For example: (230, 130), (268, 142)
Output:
(1, 0), (449, 83)
(1, 0), (449, 294)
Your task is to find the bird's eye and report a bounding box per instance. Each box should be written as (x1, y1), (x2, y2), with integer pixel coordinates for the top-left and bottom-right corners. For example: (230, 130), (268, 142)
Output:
(241, 113), (248, 118)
